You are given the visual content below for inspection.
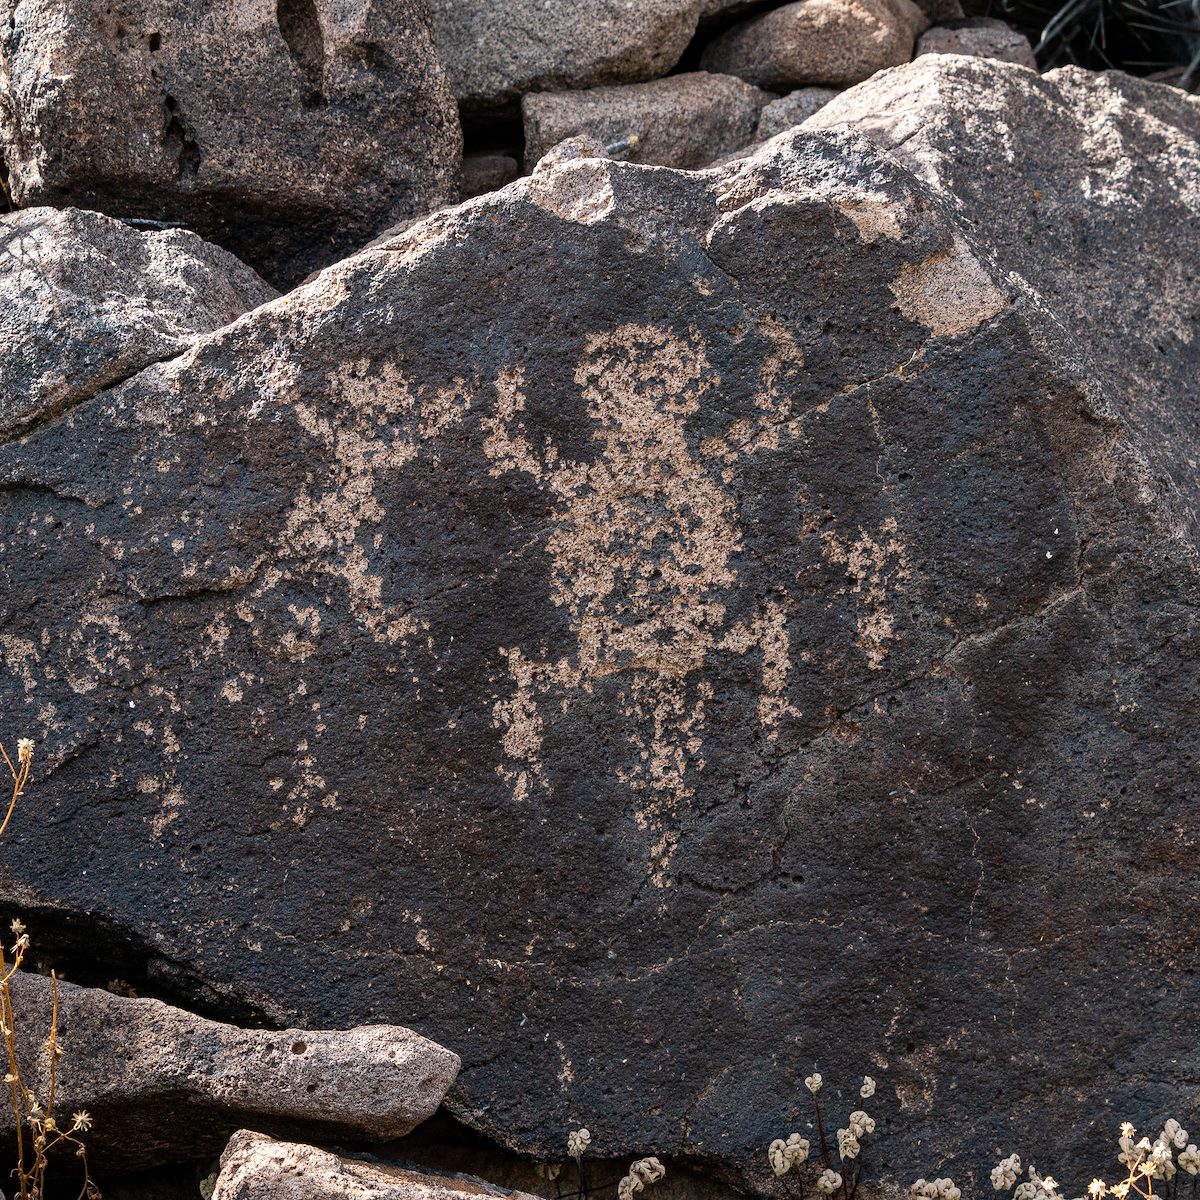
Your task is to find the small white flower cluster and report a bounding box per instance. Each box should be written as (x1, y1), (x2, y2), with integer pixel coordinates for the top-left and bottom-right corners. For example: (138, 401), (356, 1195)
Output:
(817, 1169), (843, 1194)
(16, 737), (34, 763)
(1162, 1120), (1189, 1151)
(567, 1128), (591, 1159)
(1013, 1167), (1059, 1200)
(911, 1178), (961, 1200)
(1112, 1119), (1191, 1184)
(992, 1154), (1023, 1192)
(617, 1158), (666, 1200)
(997, 1119), (1199, 1200)
(838, 1128), (860, 1161)
(768, 1134), (811, 1177)
(770, 1074), (877, 1191)
(838, 1109), (876, 1161)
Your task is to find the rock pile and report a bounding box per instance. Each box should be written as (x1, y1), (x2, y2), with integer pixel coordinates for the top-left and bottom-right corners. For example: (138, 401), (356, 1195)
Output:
(0, 0), (1042, 270)
(1, 3), (1198, 1199)
(0, 0), (461, 286)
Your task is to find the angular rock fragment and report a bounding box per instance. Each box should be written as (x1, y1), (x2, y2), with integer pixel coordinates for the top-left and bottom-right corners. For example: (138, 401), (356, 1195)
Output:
(700, 0), (929, 88)
(0, 0), (462, 286)
(916, 18), (1038, 67)
(214, 1131), (541, 1200)
(522, 73), (773, 170)
(431, 0), (751, 112)
(0, 55), (1197, 1193)
(805, 56), (1200, 451)
(0, 973), (460, 1172)
(0, 206), (275, 441)
(756, 87), (842, 138)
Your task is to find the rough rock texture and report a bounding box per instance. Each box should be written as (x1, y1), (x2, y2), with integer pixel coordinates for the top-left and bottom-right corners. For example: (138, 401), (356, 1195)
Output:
(756, 88), (843, 138)
(0, 56), (1198, 1194)
(431, 0), (750, 113)
(0, 207), (275, 441)
(0, 0), (462, 287)
(700, 0), (929, 88)
(522, 73), (773, 170)
(916, 18), (1038, 67)
(460, 154), (521, 199)
(0, 972), (460, 1171)
(214, 1132), (541, 1200)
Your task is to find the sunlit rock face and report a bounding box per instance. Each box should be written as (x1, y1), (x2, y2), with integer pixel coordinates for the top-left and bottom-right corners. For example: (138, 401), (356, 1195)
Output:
(0, 206), (276, 440)
(0, 0), (462, 285)
(1, 56), (1197, 1193)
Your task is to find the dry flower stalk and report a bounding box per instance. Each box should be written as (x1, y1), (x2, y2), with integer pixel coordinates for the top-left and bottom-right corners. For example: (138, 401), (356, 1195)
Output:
(1, 736), (98, 1200)
(990, 1121), (1200, 1200)
(770, 1073), (878, 1200)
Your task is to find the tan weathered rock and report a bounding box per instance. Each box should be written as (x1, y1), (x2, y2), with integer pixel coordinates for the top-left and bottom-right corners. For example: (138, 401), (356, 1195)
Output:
(916, 18), (1038, 67)
(214, 1132), (542, 1200)
(0, 0), (462, 286)
(0, 206), (275, 441)
(700, 0), (929, 88)
(756, 87), (842, 138)
(431, 0), (751, 112)
(0, 972), (460, 1171)
(523, 73), (773, 170)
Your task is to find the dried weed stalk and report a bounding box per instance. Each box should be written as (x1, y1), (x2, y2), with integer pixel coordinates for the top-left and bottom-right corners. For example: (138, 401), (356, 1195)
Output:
(1, 737), (97, 1200)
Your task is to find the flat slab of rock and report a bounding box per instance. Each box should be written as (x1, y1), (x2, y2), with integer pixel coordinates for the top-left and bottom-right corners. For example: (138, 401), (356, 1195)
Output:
(0, 206), (275, 441)
(0, 0), (461, 285)
(214, 1131), (541, 1200)
(523, 73), (773, 170)
(700, 0), (929, 88)
(0, 973), (459, 1172)
(0, 56), (1197, 1193)
(431, 0), (749, 112)
(916, 17), (1037, 67)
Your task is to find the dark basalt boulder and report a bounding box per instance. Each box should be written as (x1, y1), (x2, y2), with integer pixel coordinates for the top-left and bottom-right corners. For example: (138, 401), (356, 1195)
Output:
(0, 56), (1196, 1194)
(0, 0), (462, 286)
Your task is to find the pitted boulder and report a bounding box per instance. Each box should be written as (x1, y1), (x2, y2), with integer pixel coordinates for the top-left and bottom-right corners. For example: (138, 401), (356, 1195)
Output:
(430, 0), (752, 112)
(0, 973), (459, 1172)
(0, 206), (275, 441)
(700, 0), (929, 89)
(0, 58), (1197, 1192)
(0, 0), (461, 286)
